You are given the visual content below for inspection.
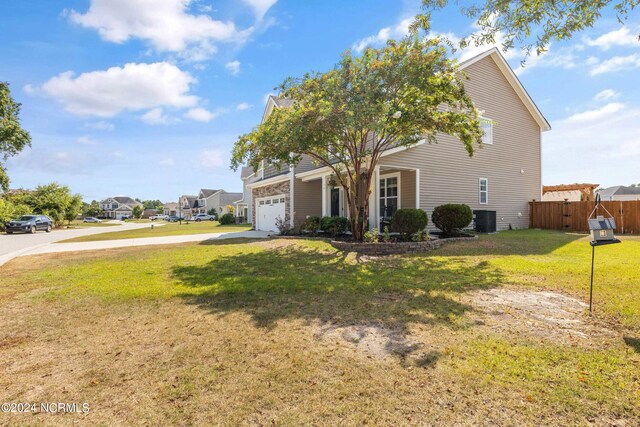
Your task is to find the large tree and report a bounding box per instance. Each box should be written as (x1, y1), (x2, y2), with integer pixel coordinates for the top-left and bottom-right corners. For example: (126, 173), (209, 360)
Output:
(0, 82), (31, 192)
(232, 37), (483, 240)
(417, 0), (640, 59)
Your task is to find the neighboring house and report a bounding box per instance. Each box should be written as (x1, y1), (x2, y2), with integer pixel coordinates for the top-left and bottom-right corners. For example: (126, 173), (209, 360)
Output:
(243, 48), (550, 233)
(163, 202), (178, 216)
(142, 209), (158, 219)
(542, 183), (599, 202)
(234, 166), (259, 223)
(194, 188), (242, 216)
(597, 185), (640, 201)
(99, 196), (142, 220)
(178, 195), (197, 219)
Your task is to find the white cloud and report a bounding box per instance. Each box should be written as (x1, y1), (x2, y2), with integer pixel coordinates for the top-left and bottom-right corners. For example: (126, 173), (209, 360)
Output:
(562, 102), (625, 124)
(242, 0), (277, 21)
(594, 89), (619, 102)
(141, 108), (173, 125)
(225, 60), (241, 76)
(544, 105), (640, 187)
(184, 107), (220, 122)
(76, 135), (97, 145)
(584, 27), (639, 50)
(352, 17), (413, 53)
(199, 149), (226, 167)
(159, 157), (176, 166)
(589, 53), (640, 76)
(23, 84), (36, 95)
(84, 121), (114, 131)
(236, 102), (252, 111)
(40, 62), (198, 117)
(68, 0), (253, 61)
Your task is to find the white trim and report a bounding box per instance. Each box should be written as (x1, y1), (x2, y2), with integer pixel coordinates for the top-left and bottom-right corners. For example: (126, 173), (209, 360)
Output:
(289, 165), (295, 227)
(246, 172), (291, 189)
(479, 177), (489, 205)
(321, 175), (328, 217)
(379, 172), (401, 219)
(415, 169), (420, 208)
(480, 117), (493, 145)
(460, 48), (551, 132)
(380, 140), (427, 158)
(297, 167), (332, 181)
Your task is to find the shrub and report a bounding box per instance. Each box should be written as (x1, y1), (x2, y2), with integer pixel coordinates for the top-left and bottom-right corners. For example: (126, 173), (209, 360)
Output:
(364, 227), (379, 243)
(390, 208), (428, 237)
(431, 204), (473, 237)
(303, 216), (322, 235)
(219, 213), (235, 225)
(275, 215), (292, 235)
(321, 216), (350, 237)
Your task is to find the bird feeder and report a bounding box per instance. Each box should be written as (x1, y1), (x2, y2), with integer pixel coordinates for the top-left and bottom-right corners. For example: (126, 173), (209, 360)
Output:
(587, 195), (621, 313)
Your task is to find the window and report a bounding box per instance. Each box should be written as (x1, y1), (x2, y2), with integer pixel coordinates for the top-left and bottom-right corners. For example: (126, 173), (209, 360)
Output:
(259, 200), (265, 206)
(479, 178), (488, 204)
(380, 174), (399, 218)
(480, 117), (493, 145)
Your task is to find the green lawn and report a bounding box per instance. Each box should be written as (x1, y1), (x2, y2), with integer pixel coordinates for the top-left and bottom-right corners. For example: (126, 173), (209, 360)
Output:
(1, 230), (638, 425)
(59, 221), (252, 242)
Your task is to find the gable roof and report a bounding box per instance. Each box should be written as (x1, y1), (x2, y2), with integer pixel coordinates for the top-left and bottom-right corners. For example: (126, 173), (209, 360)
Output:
(199, 188), (221, 198)
(598, 185), (640, 197)
(459, 48), (551, 132)
(219, 191), (243, 206)
(240, 165), (255, 179)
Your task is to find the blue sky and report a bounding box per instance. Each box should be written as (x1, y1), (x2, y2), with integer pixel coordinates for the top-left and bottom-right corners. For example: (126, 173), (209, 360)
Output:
(1, 0), (639, 202)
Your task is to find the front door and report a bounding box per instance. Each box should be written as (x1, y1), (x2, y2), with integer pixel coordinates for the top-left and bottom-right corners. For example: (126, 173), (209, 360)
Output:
(330, 188), (340, 217)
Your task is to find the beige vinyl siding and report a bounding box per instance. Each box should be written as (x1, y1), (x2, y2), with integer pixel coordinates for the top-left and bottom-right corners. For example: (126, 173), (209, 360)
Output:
(380, 55), (541, 230)
(378, 169), (417, 209)
(293, 179), (322, 227)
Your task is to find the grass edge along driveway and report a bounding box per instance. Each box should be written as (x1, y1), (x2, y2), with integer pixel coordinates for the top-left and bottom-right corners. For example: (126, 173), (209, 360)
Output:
(58, 221), (252, 242)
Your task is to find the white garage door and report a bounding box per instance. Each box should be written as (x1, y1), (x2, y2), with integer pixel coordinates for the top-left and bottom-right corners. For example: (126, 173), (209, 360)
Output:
(256, 195), (286, 232)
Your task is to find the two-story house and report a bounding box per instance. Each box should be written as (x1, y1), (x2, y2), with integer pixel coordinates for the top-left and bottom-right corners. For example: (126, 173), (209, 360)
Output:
(244, 48), (550, 233)
(193, 189), (243, 216)
(234, 166), (260, 223)
(178, 195), (197, 219)
(99, 196), (142, 220)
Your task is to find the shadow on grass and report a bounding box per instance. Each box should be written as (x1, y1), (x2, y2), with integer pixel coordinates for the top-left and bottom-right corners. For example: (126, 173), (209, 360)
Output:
(171, 244), (504, 340)
(436, 229), (587, 256)
(624, 337), (640, 353)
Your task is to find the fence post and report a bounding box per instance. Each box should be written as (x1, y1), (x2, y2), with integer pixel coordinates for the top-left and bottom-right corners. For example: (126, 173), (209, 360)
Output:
(620, 200), (624, 234)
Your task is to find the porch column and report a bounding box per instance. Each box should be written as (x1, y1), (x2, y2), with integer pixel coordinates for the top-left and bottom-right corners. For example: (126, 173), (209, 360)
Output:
(321, 174), (327, 217)
(368, 166), (379, 229)
(416, 169), (421, 209)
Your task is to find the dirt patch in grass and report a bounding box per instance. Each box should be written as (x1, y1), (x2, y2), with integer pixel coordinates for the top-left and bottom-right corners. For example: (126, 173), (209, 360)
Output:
(469, 288), (618, 346)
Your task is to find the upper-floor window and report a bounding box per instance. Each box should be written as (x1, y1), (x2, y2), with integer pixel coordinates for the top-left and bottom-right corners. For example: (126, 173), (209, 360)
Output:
(479, 178), (489, 204)
(480, 117), (493, 145)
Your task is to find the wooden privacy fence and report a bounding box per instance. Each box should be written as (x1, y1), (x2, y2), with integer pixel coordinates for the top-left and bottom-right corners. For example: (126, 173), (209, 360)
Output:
(529, 200), (640, 234)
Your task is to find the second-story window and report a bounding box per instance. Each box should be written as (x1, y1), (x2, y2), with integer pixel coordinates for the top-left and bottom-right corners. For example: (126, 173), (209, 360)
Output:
(480, 117), (493, 145)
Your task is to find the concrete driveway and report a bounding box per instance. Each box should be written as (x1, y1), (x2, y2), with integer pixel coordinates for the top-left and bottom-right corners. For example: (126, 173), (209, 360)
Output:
(0, 221), (162, 266)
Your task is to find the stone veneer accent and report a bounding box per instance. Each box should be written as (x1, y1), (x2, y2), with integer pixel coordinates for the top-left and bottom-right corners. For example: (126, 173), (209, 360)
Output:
(251, 180), (291, 228)
(330, 236), (477, 255)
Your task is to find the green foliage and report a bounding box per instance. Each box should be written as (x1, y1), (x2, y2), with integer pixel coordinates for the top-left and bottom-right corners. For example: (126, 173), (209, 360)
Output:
(390, 208), (428, 237)
(418, 1), (638, 61)
(431, 204), (473, 237)
(364, 228), (380, 243)
(84, 200), (102, 217)
(232, 36), (482, 240)
(0, 196), (30, 229)
(383, 226), (391, 242)
(207, 208), (218, 219)
(321, 216), (350, 237)
(219, 213), (235, 225)
(303, 216), (322, 235)
(132, 205), (143, 219)
(142, 199), (164, 211)
(64, 194), (83, 224)
(1, 82), (32, 191)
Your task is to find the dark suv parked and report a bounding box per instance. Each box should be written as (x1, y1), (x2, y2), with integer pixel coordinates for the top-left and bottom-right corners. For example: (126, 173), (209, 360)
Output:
(5, 215), (53, 234)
